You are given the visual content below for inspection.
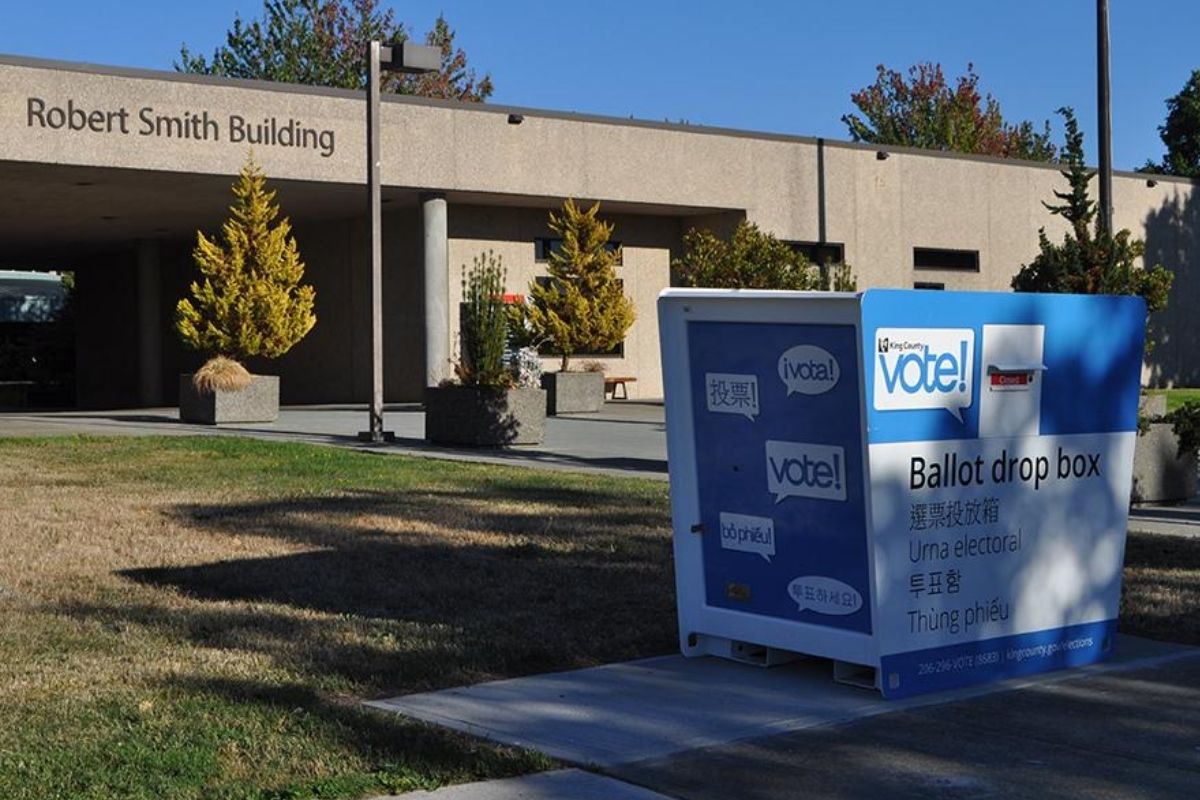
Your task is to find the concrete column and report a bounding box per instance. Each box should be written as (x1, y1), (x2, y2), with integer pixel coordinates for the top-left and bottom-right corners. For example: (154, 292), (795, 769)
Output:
(422, 193), (449, 388)
(136, 240), (162, 407)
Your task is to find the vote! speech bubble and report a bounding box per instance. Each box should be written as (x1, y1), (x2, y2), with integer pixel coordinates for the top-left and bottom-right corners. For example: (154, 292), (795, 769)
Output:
(874, 328), (975, 423)
(718, 512), (775, 562)
(705, 373), (759, 420)
(765, 440), (847, 503)
(787, 575), (863, 616)
(778, 344), (840, 396)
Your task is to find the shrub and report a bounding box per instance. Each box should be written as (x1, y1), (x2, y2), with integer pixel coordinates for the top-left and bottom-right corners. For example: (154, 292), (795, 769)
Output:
(674, 221), (857, 291)
(456, 251), (511, 387)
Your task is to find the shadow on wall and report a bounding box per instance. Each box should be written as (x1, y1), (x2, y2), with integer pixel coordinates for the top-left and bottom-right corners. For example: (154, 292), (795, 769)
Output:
(1144, 185), (1200, 387)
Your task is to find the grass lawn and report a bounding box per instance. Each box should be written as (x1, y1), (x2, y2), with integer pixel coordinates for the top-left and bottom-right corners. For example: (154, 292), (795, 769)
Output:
(1146, 387), (1200, 413)
(1, 437), (1197, 799)
(0, 437), (675, 800)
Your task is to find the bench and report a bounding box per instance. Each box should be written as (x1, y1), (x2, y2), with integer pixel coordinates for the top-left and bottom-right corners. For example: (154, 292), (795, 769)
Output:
(604, 376), (636, 400)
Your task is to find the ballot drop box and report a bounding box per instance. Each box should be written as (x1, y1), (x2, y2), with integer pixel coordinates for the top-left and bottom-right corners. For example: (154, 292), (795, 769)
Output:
(658, 288), (1147, 698)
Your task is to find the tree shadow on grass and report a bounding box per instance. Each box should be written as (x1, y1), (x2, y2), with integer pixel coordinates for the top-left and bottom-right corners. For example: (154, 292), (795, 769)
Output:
(89, 482), (677, 697)
(44, 480), (677, 794)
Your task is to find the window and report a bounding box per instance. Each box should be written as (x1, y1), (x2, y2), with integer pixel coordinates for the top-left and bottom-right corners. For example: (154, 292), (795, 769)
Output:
(913, 247), (979, 272)
(914, 281), (945, 290)
(531, 276), (626, 358)
(534, 237), (622, 265)
(787, 241), (845, 266)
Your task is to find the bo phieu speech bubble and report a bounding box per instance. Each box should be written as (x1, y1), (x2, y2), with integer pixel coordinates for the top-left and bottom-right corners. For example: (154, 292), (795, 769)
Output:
(777, 344), (840, 396)
(705, 373), (759, 420)
(718, 512), (775, 562)
(874, 328), (975, 422)
(787, 575), (863, 616)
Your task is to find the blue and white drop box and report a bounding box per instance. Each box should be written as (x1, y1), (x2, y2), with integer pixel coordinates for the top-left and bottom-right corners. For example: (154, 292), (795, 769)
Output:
(659, 288), (1146, 698)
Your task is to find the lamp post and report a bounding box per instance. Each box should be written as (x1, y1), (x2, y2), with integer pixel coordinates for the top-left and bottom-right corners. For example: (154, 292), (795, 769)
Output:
(359, 39), (439, 443)
(1097, 0), (1113, 236)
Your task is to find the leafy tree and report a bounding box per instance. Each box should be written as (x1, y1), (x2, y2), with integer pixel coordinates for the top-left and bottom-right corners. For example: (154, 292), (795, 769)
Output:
(1140, 69), (1200, 178)
(176, 155), (317, 362)
(1012, 108), (1172, 317)
(177, 0), (492, 101)
(843, 62), (1056, 161)
(674, 222), (857, 292)
(525, 200), (636, 372)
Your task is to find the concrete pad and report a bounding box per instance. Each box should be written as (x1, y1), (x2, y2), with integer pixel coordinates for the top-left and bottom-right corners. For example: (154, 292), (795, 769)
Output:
(365, 635), (1197, 768)
(614, 657), (1200, 800)
(368, 769), (671, 799)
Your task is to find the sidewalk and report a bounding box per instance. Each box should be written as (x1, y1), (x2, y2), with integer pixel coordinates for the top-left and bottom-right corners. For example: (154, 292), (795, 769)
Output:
(370, 637), (1200, 799)
(0, 402), (669, 478)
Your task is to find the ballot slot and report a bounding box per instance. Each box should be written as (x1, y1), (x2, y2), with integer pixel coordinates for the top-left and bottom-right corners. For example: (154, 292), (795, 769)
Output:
(978, 325), (1046, 438)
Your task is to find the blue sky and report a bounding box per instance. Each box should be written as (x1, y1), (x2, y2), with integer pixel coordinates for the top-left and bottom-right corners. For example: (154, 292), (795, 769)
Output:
(1, 1), (1196, 170)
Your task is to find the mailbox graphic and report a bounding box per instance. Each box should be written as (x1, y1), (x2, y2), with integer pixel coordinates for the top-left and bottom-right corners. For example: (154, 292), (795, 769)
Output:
(659, 288), (1146, 698)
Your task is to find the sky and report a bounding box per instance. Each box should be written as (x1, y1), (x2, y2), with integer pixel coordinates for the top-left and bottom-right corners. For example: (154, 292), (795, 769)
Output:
(1, 1), (1196, 171)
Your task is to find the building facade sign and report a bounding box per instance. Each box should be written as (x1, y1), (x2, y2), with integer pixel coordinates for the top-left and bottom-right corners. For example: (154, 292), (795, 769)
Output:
(25, 97), (337, 157)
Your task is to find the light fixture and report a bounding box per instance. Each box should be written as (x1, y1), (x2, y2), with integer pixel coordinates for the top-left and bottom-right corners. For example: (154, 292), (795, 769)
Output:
(508, 113), (524, 125)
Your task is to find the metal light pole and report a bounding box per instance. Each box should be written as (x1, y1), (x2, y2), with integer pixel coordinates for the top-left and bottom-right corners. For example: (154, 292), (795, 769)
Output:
(1097, 0), (1114, 237)
(359, 39), (439, 443)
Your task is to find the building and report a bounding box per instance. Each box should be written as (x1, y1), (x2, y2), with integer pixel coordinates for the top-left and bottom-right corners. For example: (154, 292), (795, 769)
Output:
(1, 53), (1196, 409)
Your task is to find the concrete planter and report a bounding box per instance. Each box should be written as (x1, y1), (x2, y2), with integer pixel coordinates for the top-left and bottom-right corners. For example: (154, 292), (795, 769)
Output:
(178, 374), (279, 425)
(541, 370), (604, 415)
(425, 385), (546, 446)
(1132, 422), (1198, 504)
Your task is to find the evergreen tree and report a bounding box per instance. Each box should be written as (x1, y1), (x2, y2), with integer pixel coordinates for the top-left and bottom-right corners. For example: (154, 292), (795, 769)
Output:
(1012, 108), (1172, 316)
(456, 251), (510, 387)
(843, 62), (1056, 161)
(1140, 69), (1200, 178)
(177, 1), (492, 101)
(674, 222), (856, 291)
(526, 200), (635, 372)
(176, 155), (317, 361)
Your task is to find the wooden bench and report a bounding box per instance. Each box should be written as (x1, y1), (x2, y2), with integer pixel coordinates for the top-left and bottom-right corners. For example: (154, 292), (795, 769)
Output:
(603, 376), (636, 400)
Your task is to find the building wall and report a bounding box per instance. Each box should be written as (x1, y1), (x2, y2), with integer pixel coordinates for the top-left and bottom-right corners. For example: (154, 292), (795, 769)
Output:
(4, 55), (1199, 401)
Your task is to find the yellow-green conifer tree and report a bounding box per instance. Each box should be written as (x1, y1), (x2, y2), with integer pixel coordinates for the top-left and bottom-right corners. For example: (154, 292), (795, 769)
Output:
(176, 155), (316, 366)
(526, 199), (635, 371)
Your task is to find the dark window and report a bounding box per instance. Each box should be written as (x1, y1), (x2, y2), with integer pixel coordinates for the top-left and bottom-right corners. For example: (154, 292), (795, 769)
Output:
(914, 281), (945, 290)
(535, 237), (623, 265)
(531, 276), (625, 358)
(787, 241), (845, 266)
(913, 247), (979, 272)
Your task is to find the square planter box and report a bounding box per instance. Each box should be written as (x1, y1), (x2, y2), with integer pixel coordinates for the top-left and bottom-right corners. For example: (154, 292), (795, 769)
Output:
(179, 374), (279, 425)
(541, 370), (604, 415)
(1132, 421), (1198, 503)
(425, 385), (546, 446)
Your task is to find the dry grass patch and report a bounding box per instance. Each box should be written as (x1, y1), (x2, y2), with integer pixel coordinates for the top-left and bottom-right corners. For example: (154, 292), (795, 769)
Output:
(0, 436), (673, 800)
(1120, 531), (1200, 646)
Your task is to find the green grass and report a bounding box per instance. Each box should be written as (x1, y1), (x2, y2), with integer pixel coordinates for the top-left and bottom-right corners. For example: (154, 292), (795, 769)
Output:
(0, 436), (674, 800)
(1146, 387), (1200, 413)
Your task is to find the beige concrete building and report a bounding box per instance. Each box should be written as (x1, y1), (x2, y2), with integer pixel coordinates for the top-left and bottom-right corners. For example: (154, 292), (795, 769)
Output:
(1, 53), (1196, 408)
